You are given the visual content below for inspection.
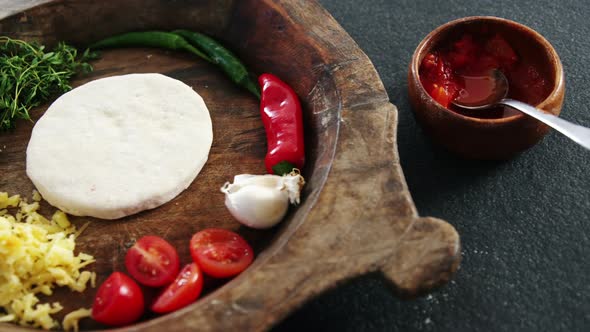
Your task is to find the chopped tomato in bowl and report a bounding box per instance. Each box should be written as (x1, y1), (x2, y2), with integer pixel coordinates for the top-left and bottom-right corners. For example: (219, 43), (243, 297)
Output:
(408, 16), (564, 160)
(418, 31), (548, 119)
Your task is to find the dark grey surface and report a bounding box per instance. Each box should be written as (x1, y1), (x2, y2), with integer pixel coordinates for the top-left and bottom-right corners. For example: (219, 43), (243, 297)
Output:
(273, 1), (590, 331)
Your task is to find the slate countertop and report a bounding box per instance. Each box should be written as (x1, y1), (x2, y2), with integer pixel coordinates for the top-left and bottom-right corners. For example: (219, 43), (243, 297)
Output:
(274, 1), (589, 331)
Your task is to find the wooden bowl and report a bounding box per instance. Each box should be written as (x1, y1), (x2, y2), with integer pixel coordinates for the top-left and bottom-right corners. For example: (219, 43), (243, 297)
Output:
(0, 1), (460, 331)
(408, 16), (565, 159)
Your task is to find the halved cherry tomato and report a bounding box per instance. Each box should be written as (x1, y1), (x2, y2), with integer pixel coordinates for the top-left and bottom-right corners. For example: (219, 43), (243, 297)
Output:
(190, 228), (254, 278)
(125, 235), (180, 287)
(92, 272), (144, 326)
(151, 263), (203, 313)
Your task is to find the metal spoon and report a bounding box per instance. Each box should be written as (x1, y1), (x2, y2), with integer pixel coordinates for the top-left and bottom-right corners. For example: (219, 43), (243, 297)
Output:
(452, 70), (590, 150)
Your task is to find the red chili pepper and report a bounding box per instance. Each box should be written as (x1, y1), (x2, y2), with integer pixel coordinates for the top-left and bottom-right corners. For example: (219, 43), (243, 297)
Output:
(259, 73), (305, 175)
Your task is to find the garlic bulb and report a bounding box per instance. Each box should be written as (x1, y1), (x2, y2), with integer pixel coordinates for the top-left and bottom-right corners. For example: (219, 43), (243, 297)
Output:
(221, 172), (305, 229)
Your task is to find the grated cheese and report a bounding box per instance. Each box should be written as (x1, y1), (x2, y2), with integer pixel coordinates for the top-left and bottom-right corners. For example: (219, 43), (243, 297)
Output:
(63, 308), (91, 332)
(0, 192), (95, 330)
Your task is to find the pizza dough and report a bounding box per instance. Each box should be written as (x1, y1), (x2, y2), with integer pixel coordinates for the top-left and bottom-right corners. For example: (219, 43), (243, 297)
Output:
(26, 73), (213, 219)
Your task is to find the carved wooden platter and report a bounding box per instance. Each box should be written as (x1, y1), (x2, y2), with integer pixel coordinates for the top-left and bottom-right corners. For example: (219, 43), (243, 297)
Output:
(0, 0), (461, 331)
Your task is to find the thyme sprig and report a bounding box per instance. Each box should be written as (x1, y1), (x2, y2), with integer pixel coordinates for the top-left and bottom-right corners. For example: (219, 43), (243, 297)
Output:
(0, 37), (97, 131)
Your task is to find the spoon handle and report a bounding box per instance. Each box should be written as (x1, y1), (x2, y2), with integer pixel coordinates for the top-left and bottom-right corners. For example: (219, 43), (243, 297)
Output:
(500, 99), (590, 150)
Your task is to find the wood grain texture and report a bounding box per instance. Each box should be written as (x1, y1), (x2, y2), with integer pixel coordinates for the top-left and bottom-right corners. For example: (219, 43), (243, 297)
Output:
(0, 0), (461, 331)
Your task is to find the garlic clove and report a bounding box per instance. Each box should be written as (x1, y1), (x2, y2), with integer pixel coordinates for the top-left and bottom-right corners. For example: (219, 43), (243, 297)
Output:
(281, 173), (305, 204)
(224, 184), (289, 229)
(231, 174), (284, 189)
(221, 172), (305, 229)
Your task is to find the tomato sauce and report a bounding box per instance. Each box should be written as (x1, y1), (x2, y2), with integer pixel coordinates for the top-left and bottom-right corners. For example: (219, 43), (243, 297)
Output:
(419, 32), (550, 119)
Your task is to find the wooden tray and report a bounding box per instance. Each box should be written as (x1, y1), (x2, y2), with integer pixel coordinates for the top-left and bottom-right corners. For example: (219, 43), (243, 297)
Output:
(0, 0), (461, 331)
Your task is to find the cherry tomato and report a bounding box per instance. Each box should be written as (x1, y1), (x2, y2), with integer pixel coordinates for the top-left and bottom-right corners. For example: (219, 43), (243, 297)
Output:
(151, 263), (203, 313)
(190, 228), (254, 278)
(92, 272), (144, 326)
(125, 235), (180, 287)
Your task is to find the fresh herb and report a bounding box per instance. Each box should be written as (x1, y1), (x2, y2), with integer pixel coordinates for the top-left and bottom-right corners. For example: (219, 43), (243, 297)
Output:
(0, 37), (97, 131)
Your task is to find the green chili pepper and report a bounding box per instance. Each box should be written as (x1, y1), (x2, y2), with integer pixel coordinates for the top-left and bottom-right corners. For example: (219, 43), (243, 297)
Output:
(173, 30), (260, 99)
(89, 31), (213, 63)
